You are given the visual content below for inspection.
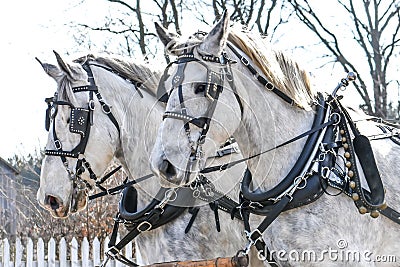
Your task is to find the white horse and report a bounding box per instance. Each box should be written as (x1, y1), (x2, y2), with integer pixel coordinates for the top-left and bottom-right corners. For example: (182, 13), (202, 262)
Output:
(35, 52), (260, 265)
(150, 11), (400, 266)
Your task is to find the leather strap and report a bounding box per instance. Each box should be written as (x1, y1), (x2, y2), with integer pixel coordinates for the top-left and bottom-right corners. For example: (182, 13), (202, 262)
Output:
(226, 42), (295, 106)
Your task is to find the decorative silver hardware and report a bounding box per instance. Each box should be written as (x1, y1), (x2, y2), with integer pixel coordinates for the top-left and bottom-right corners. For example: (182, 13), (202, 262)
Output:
(137, 221), (152, 232)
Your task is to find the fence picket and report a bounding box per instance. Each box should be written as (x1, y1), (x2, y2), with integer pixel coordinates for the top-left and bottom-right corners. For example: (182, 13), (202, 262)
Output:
(93, 237), (101, 266)
(3, 238), (11, 267)
(37, 238), (45, 267)
(26, 238), (33, 267)
(0, 237), (134, 266)
(81, 237), (89, 267)
(71, 237), (79, 267)
(48, 237), (56, 267)
(15, 238), (22, 267)
(59, 237), (67, 267)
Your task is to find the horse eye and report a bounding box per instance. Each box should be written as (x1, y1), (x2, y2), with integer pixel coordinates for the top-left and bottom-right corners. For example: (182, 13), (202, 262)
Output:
(66, 118), (70, 124)
(194, 83), (206, 94)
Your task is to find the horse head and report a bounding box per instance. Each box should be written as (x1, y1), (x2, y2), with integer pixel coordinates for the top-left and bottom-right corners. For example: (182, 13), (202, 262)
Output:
(36, 52), (121, 218)
(150, 11), (246, 187)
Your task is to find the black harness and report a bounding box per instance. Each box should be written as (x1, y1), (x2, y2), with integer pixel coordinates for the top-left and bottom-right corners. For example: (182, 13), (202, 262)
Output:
(103, 173), (243, 266)
(158, 52), (243, 184)
(155, 41), (400, 265)
(44, 61), (134, 208)
(45, 51), (400, 266)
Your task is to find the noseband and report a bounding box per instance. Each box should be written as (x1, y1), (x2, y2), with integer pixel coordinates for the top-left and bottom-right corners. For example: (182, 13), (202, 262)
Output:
(158, 51), (243, 182)
(44, 61), (123, 204)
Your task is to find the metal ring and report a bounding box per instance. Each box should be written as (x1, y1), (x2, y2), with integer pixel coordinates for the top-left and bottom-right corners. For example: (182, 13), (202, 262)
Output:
(297, 177), (308, 190)
(329, 112), (341, 125)
(165, 188), (177, 202)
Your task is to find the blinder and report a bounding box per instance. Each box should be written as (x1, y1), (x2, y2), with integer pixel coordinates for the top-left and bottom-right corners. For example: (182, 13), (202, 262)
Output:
(44, 97), (54, 132)
(44, 96), (90, 137)
(156, 68), (170, 103)
(204, 71), (224, 100)
(156, 54), (227, 104)
(69, 108), (90, 136)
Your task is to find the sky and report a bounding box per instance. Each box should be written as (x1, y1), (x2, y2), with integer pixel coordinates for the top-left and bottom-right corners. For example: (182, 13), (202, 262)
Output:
(0, 1), (105, 160)
(0, 1), (398, 161)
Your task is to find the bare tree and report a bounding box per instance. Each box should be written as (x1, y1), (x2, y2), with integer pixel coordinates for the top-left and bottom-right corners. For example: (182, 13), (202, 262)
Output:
(73, 0), (186, 58)
(289, 0), (400, 118)
(209, 0), (289, 38)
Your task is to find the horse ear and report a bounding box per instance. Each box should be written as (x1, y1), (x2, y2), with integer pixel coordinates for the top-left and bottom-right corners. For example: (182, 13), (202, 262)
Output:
(198, 10), (230, 56)
(35, 57), (63, 80)
(154, 22), (179, 48)
(53, 50), (74, 78)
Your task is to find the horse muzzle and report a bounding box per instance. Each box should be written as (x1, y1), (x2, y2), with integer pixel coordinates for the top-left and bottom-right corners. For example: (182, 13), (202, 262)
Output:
(41, 194), (70, 218)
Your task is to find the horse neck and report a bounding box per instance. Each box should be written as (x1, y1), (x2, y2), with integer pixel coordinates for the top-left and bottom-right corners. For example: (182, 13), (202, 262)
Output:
(234, 80), (315, 191)
(93, 67), (163, 196)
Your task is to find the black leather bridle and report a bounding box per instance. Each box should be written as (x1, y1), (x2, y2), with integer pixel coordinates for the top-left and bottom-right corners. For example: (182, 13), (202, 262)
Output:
(44, 61), (123, 202)
(158, 50), (243, 183)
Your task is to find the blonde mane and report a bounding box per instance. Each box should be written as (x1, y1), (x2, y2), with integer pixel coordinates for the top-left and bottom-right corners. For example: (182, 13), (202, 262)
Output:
(227, 28), (316, 109)
(74, 55), (162, 96)
(164, 26), (316, 109)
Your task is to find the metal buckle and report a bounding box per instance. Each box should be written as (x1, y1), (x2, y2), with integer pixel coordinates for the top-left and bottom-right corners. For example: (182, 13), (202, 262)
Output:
(265, 82), (274, 91)
(246, 229), (263, 242)
(243, 229), (263, 254)
(106, 246), (120, 257)
(102, 104), (111, 114)
(321, 166), (331, 179)
(89, 100), (95, 111)
(248, 201), (263, 209)
(137, 221), (152, 232)
(240, 56), (249, 66)
(54, 140), (62, 150)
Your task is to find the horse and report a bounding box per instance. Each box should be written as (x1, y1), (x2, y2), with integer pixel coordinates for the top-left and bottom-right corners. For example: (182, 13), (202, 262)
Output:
(150, 11), (400, 266)
(35, 51), (261, 265)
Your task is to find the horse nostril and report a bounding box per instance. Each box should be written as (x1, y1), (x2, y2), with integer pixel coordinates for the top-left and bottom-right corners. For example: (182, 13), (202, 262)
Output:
(45, 195), (61, 210)
(159, 159), (176, 177)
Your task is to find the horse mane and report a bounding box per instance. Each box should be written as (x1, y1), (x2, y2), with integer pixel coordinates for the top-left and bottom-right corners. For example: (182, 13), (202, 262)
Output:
(227, 27), (316, 109)
(165, 25), (316, 109)
(73, 54), (162, 96)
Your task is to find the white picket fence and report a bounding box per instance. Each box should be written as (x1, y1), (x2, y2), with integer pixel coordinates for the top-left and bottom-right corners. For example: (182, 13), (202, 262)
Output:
(0, 236), (134, 267)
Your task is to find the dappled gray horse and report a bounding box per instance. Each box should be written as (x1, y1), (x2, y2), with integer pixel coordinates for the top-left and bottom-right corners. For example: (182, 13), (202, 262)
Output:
(36, 52), (261, 265)
(150, 11), (400, 266)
